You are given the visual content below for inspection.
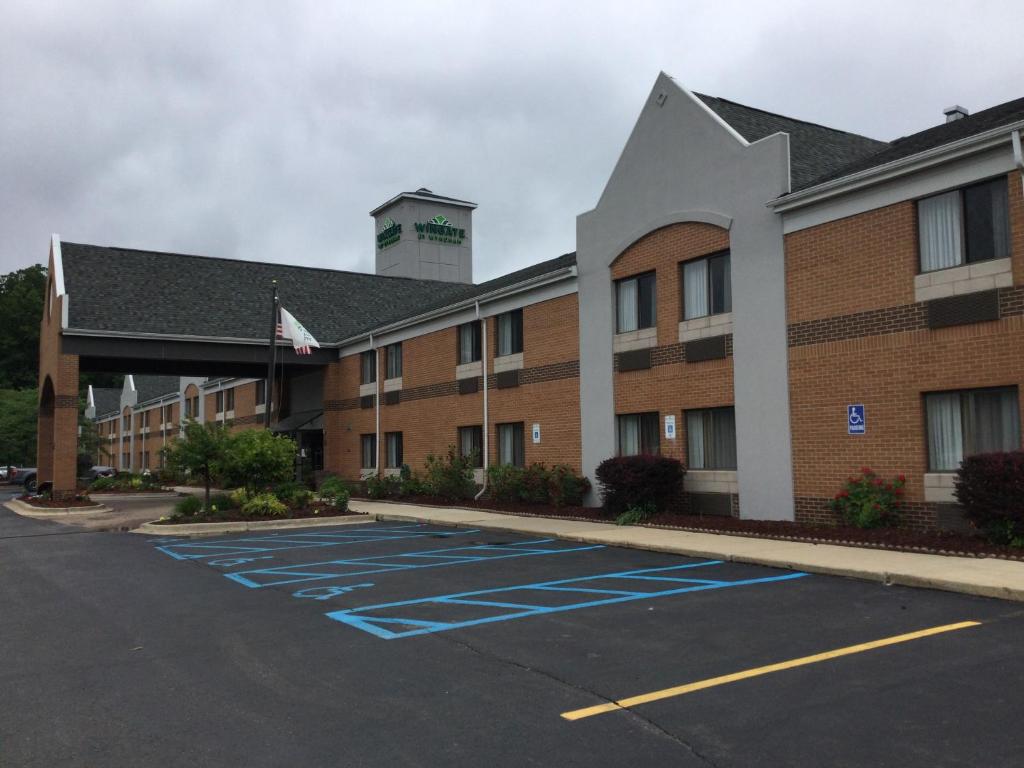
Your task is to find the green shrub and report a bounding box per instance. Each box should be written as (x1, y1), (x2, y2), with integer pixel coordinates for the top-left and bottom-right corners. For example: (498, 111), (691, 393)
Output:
(829, 467), (904, 528)
(318, 475), (350, 505)
(955, 451), (1024, 545)
(615, 502), (656, 526)
(424, 447), (477, 501)
(274, 480), (314, 508)
(399, 464), (427, 496)
(208, 492), (237, 511)
(367, 473), (402, 499)
(549, 464), (590, 507)
(241, 492), (288, 519)
(487, 464), (525, 503)
(88, 476), (116, 492)
(219, 430), (296, 493)
(174, 495), (203, 517)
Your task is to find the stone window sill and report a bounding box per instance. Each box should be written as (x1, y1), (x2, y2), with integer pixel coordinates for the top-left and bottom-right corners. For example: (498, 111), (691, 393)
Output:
(456, 360), (483, 380)
(679, 312), (733, 343)
(613, 327), (657, 353)
(914, 258), (1012, 302)
(359, 382), (377, 397)
(493, 352), (524, 373)
(684, 469), (738, 494)
(383, 377), (403, 393)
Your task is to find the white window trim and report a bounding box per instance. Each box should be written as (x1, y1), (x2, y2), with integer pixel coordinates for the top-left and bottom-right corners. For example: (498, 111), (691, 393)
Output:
(679, 311), (734, 343)
(456, 360), (483, 379)
(254, 404), (266, 415)
(359, 382), (377, 397)
(913, 257), (1012, 302)
(612, 327), (657, 353)
(383, 377), (403, 393)
(383, 467), (401, 478)
(493, 352), (524, 373)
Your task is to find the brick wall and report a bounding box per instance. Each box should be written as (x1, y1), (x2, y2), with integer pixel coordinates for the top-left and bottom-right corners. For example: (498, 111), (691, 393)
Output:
(323, 293), (582, 482)
(785, 171), (1024, 529)
(610, 222), (735, 468)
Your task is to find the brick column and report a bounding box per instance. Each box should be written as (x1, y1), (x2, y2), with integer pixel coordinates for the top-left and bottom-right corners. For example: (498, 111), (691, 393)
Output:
(52, 353), (80, 499)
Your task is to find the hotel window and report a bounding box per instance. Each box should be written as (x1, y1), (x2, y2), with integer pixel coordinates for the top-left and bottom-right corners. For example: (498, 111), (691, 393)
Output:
(386, 432), (404, 469)
(686, 407), (737, 470)
(458, 321), (482, 364)
(225, 388), (234, 412)
(386, 343), (403, 379)
(682, 252), (731, 320)
(925, 387), (1020, 471)
(255, 380), (266, 406)
(163, 405), (174, 424)
(615, 272), (656, 333)
(458, 425), (484, 467)
(360, 434), (377, 469)
(123, 413), (131, 430)
(918, 177), (1010, 272)
(360, 350), (377, 384)
(215, 391), (224, 414)
(496, 309), (523, 356)
(616, 412), (660, 456)
(497, 422), (525, 468)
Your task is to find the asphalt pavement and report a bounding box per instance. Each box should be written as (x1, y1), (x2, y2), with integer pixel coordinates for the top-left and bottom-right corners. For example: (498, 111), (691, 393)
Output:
(2, 509), (1022, 767)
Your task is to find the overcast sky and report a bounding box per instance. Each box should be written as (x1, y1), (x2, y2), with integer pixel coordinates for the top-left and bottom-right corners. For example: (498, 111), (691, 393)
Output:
(2, 0), (1022, 281)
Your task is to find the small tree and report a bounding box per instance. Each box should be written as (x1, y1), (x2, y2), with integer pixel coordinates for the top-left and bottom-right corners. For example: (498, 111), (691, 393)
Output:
(162, 420), (230, 511)
(220, 429), (296, 494)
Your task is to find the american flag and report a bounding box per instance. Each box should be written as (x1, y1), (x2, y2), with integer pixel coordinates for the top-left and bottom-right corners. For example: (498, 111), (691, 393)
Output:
(278, 306), (320, 356)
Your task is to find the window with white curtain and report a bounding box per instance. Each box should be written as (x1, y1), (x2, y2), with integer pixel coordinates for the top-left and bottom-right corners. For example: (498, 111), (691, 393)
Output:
(385, 432), (403, 468)
(925, 387), (1020, 471)
(458, 322), (481, 364)
(496, 310), (523, 356)
(918, 177), (1009, 272)
(360, 434), (377, 469)
(682, 252), (731, 320)
(458, 425), (484, 467)
(360, 351), (377, 384)
(386, 343), (402, 379)
(686, 407), (737, 470)
(497, 423), (525, 467)
(615, 272), (656, 333)
(616, 412), (660, 456)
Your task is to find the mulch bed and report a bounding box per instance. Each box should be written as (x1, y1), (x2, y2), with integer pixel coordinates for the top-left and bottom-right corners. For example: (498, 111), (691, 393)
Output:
(152, 502), (362, 525)
(17, 495), (101, 509)
(355, 495), (1024, 561)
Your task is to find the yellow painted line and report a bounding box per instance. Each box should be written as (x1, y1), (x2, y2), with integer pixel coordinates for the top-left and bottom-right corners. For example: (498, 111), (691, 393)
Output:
(561, 620), (981, 721)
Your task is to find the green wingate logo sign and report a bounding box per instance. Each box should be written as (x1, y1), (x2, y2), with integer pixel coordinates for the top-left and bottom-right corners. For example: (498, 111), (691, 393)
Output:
(376, 216), (402, 250)
(415, 214), (465, 245)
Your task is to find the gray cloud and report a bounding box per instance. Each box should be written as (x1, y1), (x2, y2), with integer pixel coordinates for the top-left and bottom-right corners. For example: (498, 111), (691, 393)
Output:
(2, 0), (1021, 282)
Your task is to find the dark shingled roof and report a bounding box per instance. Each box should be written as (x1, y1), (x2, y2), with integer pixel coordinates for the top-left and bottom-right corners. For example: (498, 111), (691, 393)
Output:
(696, 94), (890, 192)
(133, 375), (180, 405)
(61, 243), (576, 344)
(91, 387), (121, 418)
(795, 96), (1024, 191)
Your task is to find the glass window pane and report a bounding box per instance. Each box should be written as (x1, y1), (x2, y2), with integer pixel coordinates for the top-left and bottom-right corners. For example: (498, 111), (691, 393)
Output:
(965, 388), (1020, 455)
(640, 413), (660, 455)
(616, 279), (638, 333)
(964, 178), (1010, 263)
(709, 254), (732, 315)
(686, 411), (705, 469)
(638, 273), (656, 329)
(617, 415), (640, 456)
(710, 408), (737, 469)
(918, 190), (963, 271)
(926, 392), (964, 471)
(683, 260), (709, 319)
(497, 314), (513, 355)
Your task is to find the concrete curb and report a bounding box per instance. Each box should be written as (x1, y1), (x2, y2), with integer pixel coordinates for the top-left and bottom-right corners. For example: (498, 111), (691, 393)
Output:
(354, 501), (1024, 603)
(4, 499), (113, 517)
(133, 513), (375, 536)
(89, 492), (180, 501)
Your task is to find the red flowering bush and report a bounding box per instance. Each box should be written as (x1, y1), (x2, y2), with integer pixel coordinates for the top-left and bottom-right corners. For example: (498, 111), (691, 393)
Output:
(829, 467), (905, 528)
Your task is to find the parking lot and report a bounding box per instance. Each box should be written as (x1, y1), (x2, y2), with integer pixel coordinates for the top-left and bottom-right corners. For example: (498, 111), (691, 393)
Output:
(3, 512), (1023, 767)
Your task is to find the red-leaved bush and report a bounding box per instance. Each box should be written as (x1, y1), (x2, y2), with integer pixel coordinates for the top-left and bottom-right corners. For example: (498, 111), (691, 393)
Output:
(955, 451), (1024, 545)
(595, 455), (685, 516)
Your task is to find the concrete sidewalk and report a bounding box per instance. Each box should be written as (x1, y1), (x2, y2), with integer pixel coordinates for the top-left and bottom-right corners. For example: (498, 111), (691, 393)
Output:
(350, 499), (1024, 603)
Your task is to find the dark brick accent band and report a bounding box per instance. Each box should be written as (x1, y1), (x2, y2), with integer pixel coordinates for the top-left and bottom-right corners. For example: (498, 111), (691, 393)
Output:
(495, 370), (520, 389)
(55, 395), (78, 409)
(617, 348), (651, 372)
(231, 414), (261, 426)
(789, 286), (1023, 348)
(615, 335), (733, 372)
(324, 397), (360, 411)
(685, 335), (727, 362)
(927, 289), (999, 329)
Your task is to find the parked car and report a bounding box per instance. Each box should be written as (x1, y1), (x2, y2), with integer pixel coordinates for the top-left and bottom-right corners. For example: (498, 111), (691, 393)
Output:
(0, 466), (8, 482)
(81, 466), (116, 482)
(8, 467), (39, 493)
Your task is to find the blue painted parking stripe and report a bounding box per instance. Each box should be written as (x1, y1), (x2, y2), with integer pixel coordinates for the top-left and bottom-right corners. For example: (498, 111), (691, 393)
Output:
(325, 563), (808, 639)
(224, 539), (605, 588)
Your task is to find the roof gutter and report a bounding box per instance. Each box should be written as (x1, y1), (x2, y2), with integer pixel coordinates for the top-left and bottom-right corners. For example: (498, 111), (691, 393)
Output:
(768, 119), (1024, 213)
(1013, 129), (1024, 194)
(337, 265), (578, 349)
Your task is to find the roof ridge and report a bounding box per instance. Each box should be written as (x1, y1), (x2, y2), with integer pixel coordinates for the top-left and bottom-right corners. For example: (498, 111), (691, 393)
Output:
(695, 93), (887, 145)
(888, 94), (1024, 144)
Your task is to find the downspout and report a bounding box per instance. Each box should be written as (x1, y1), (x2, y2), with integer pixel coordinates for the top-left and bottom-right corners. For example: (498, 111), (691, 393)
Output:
(372, 333), (381, 478)
(474, 303), (489, 500)
(1013, 129), (1024, 194)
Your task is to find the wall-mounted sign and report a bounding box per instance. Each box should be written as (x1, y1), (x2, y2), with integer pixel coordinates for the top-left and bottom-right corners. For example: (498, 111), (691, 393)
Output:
(532, 423), (541, 444)
(665, 414), (676, 440)
(847, 404), (865, 435)
(376, 217), (402, 251)
(415, 214), (465, 245)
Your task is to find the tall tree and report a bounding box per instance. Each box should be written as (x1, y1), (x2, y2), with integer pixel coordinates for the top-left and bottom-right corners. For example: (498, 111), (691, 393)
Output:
(0, 265), (46, 389)
(0, 389), (38, 466)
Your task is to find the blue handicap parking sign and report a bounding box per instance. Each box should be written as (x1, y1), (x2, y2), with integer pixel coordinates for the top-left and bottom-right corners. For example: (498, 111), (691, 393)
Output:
(848, 404), (866, 435)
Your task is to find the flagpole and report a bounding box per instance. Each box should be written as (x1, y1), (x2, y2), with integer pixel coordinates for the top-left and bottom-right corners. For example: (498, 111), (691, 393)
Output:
(265, 280), (278, 428)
